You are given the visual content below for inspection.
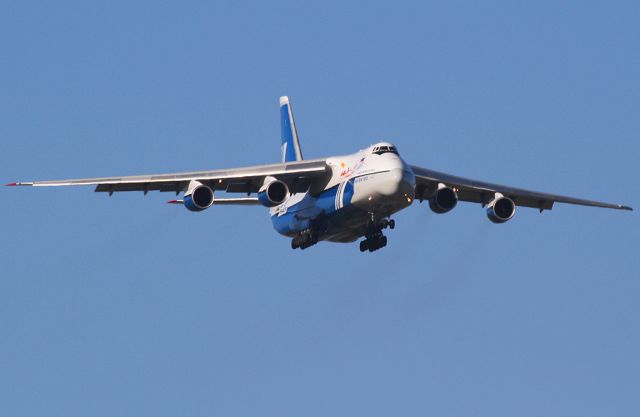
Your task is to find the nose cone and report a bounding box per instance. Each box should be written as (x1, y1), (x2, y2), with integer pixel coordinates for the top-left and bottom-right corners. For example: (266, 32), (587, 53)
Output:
(377, 168), (416, 199)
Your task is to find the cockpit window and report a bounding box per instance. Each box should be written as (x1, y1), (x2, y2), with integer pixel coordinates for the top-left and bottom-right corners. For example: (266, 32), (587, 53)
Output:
(372, 145), (398, 155)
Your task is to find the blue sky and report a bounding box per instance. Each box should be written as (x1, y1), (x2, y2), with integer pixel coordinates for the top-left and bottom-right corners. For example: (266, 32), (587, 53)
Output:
(1, 1), (638, 416)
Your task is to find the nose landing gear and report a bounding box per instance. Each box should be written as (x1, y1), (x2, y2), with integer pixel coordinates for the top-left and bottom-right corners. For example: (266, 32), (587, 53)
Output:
(381, 218), (395, 230)
(359, 217), (395, 252)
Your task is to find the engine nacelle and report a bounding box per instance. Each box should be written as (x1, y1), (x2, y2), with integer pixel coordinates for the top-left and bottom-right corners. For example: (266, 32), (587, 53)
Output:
(258, 179), (289, 207)
(428, 186), (458, 214)
(486, 195), (516, 223)
(184, 183), (214, 212)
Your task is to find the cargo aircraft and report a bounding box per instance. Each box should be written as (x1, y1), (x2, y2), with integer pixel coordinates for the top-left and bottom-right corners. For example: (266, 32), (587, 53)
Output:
(8, 97), (632, 252)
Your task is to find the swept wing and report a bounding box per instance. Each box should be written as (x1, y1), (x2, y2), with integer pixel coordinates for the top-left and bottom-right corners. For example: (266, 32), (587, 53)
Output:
(10, 159), (328, 196)
(411, 165), (632, 211)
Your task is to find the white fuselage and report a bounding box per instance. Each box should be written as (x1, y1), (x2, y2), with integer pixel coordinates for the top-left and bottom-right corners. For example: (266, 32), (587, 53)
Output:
(270, 142), (416, 242)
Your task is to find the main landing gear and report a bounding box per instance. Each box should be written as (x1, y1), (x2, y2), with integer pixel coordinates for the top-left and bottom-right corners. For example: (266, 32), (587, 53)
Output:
(291, 229), (318, 250)
(360, 217), (395, 253)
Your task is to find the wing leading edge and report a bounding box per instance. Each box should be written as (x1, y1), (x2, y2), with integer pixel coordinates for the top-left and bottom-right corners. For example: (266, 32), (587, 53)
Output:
(411, 165), (632, 211)
(10, 159), (328, 195)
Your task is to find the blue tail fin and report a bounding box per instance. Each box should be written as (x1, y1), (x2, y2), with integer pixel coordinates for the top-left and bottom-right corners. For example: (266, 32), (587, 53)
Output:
(280, 96), (303, 162)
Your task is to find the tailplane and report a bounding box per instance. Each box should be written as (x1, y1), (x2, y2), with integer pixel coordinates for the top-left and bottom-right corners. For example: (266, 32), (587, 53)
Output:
(280, 96), (303, 162)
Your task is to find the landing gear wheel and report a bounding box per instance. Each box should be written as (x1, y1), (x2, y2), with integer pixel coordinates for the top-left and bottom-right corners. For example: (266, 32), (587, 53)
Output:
(291, 228), (319, 250)
(360, 214), (394, 253)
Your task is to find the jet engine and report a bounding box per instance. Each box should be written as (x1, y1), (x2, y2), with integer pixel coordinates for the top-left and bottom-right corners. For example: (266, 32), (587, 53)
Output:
(486, 195), (516, 223)
(184, 183), (214, 212)
(428, 186), (458, 214)
(258, 178), (289, 207)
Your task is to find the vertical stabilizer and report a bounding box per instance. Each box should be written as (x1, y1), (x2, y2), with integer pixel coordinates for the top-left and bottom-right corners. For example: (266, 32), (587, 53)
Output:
(280, 96), (303, 162)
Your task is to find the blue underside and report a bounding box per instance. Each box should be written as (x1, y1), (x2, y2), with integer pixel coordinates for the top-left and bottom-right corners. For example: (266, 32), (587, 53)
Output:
(271, 179), (356, 236)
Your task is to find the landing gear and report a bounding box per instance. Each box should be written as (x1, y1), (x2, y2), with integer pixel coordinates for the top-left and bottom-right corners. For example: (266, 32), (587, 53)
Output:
(380, 219), (395, 230)
(291, 229), (318, 250)
(359, 216), (394, 252)
(360, 234), (387, 252)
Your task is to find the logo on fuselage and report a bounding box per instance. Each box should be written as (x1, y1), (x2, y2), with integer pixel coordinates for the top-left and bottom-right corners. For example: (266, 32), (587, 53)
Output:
(340, 157), (366, 178)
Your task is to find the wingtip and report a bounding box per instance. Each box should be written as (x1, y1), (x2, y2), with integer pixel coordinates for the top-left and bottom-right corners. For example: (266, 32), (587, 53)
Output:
(279, 96), (289, 106)
(6, 182), (33, 187)
(167, 199), (183, 204)
(621, 205), (633, 211)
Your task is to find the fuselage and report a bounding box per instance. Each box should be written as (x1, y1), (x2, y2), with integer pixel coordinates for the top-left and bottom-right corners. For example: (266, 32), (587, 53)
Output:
(270, 142), (416, 242)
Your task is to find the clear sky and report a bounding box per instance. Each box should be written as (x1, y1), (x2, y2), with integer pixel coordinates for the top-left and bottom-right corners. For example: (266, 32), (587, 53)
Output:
(1, 1), (638, 416)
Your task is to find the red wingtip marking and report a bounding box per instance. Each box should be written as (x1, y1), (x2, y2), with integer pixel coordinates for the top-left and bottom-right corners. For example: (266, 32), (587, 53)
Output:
(167, 200), (179, 204)
(5, 182), (17, 186)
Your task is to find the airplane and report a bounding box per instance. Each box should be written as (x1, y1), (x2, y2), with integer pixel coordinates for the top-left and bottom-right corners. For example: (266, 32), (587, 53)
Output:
(7, 96), (632, 252)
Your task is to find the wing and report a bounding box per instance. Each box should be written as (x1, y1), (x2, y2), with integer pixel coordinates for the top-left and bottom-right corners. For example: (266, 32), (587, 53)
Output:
(411, 165), (632, 211)
(9, 159), (328, 195)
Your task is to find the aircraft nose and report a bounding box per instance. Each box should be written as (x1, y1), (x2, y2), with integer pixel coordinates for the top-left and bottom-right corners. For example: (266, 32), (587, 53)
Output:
(378, 168), (415, 198)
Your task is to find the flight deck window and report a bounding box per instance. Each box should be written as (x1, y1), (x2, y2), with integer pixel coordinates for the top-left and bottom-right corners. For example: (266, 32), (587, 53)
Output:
(373, 146), (398, 155)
